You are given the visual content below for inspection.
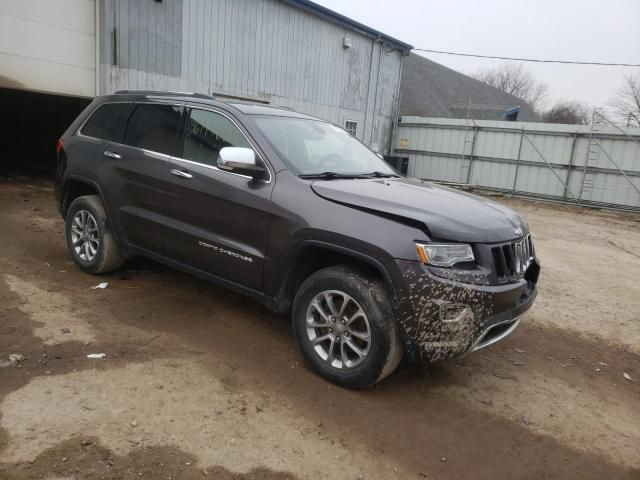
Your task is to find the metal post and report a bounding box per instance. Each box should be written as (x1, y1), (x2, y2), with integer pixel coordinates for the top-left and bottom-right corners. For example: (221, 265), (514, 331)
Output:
(369, 40), (384, 145)
(363, 40), (376, 145)
(563, 133), (578, 200)
(459, 98), (473, 180)
(465, 125), (478, 184)
(95, 0), (100, 96)
(512, 127), (525, 192)
(387, 54), (405, 155)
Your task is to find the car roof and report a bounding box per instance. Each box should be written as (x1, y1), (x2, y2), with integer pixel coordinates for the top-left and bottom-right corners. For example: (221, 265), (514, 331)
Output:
(106, 91), (322, 121)
(227, 102), (318, 120)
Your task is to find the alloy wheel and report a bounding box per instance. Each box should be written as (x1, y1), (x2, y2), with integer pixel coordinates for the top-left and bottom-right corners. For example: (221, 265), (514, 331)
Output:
(306, 290), (372, 369)
(70, 210), (100, 262)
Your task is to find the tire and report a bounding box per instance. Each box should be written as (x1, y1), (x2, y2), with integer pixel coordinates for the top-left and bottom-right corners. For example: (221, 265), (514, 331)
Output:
(292, 265), (403, 389)
(65, 195), (124, 274)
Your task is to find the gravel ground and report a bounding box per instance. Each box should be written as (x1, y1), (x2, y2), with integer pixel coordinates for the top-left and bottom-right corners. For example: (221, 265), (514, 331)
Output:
(0, 177), (638, 480)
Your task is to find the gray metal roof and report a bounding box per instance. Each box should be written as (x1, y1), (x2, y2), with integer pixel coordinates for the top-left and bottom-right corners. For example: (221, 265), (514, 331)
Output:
(399, 54), (539, 121)
(282, 0), (413, 52)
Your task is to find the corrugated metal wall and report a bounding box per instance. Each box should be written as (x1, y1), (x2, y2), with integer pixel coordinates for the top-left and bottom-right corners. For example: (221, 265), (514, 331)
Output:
(98, 0), (404, 153)
(393, 116), (640, 211)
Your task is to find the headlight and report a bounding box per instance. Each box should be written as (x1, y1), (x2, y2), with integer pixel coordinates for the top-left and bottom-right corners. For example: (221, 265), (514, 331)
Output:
(415, 243), (475, 267)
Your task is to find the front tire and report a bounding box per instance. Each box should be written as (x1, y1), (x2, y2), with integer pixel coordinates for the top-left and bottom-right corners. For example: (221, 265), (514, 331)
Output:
(65, 195), (124, 274)
(292, 266), (403, 389)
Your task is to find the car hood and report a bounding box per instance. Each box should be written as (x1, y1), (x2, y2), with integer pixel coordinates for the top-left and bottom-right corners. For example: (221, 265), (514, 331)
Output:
(311, 177), (527, 243)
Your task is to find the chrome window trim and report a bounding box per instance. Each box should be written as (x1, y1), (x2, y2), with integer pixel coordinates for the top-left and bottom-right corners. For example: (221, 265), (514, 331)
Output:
(76, 100), (158, 139)
(167, 155), (254, 180)
(137, 149), (255, 181)
(75, 100), (273, 184)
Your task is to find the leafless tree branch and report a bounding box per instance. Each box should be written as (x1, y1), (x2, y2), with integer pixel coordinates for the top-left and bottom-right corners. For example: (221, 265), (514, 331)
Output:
(471, 63), (550, 115)
(609, 73), (640, 127)
(542, 101), (592, 125)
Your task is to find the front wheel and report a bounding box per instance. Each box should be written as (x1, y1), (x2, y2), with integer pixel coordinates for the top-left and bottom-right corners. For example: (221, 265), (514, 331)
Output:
(292, 266), (403, 389)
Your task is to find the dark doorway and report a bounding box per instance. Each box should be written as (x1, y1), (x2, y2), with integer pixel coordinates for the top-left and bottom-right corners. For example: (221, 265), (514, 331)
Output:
(0, 88), (91, 177)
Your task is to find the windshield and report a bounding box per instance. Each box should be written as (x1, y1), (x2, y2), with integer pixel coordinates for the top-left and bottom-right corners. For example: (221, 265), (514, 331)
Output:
(253, 116), (397, 177)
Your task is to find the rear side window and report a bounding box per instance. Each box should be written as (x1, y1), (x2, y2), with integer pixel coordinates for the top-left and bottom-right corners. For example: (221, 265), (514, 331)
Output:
(182, 109), (252, 167)
(123, 104), (182, 156)
(81, 103), (135, 142)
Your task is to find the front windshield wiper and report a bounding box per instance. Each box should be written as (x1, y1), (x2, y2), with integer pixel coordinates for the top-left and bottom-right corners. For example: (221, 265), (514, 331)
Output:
(363, 171), (401, 178)
(299, 172), (369, 180)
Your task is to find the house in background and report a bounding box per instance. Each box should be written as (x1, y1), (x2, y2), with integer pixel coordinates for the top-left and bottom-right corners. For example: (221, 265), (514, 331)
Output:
(399, 53), (539, 122)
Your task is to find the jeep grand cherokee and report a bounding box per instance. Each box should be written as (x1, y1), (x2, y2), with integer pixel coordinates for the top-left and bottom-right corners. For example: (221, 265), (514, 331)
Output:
(55, 91), (539, 388)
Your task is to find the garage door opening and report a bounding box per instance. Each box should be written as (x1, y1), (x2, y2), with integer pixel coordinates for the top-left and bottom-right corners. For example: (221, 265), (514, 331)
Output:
(0, 88), (91, 177)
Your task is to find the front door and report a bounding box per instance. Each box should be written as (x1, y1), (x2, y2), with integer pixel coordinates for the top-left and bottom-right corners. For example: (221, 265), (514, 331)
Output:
(163, 107), (273, 291)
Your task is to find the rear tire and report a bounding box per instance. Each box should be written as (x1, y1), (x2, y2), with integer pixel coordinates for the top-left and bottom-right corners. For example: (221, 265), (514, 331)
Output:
(65, 195), (124, 274)
(292, 265), (403, 389)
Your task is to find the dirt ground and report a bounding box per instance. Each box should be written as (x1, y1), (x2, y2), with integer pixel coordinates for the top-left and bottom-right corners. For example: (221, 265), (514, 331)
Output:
(0, 176), (638, 480)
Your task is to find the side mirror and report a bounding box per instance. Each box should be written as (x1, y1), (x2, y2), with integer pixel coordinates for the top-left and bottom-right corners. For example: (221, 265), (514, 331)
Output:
(217, 147), (266, 179)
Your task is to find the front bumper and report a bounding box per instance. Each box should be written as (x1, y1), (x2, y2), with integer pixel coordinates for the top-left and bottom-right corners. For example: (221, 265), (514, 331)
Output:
(391, 259), (539, 362)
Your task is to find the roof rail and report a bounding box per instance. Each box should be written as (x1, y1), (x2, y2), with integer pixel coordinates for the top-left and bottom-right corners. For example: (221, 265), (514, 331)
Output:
(113, 90), (213, 100)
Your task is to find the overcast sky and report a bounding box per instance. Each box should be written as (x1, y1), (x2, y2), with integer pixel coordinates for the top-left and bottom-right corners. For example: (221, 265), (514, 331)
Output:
(314, 0), (640, 110)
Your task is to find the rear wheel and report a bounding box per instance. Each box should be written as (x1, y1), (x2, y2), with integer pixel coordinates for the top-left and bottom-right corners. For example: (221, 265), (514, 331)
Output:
(292, 266), (403, 389)
(65, 195), (124, 274)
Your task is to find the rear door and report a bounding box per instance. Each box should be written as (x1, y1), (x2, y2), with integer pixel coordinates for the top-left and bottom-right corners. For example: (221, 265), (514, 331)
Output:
(74, 102), (135, 198)
(163, 107), (274, 290)
(101, 101), (184, 254)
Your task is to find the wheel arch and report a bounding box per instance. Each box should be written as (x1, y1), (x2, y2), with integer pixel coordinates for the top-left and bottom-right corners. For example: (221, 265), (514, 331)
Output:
(60, 175), (124, 250)
(60, 175), (106, 216)
(273, 240), (398, 314)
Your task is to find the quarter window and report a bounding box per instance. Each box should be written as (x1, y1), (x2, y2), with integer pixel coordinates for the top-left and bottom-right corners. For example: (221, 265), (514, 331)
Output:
(81, 103), (135, 143)
(182, 109), (252, 167)
(123, 104), (182, 156)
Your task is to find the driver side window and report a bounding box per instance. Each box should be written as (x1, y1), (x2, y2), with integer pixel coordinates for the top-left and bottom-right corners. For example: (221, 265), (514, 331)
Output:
(182, 109), (252, 167)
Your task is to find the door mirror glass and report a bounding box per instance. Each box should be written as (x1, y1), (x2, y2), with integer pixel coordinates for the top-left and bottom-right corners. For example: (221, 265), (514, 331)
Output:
(218, 147), (265, 179)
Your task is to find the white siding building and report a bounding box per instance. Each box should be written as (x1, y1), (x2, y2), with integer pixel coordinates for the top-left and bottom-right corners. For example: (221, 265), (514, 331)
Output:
(0, 0), (411, 172)
(0, 0), (97, 97)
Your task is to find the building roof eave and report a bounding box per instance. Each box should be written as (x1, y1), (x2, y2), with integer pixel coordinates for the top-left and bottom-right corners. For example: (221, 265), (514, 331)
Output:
(282, 0), (413, 52)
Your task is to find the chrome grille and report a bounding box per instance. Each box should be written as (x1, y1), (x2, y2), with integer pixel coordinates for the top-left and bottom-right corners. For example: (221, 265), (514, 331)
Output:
(491, 235), (534, 283)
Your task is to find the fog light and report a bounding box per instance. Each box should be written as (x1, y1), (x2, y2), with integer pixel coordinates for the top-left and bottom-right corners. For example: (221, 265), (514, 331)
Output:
(439, 304), (474, 323)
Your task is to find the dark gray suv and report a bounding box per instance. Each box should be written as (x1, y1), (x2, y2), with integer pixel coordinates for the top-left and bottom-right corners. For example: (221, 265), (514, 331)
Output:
(55, 91), (539, 388)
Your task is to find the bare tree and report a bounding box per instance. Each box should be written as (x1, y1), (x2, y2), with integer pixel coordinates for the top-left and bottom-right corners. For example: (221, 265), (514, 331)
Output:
(542, 101), (592, 125)
(609, 73), (640, 127)
(471, 63), (550, 115)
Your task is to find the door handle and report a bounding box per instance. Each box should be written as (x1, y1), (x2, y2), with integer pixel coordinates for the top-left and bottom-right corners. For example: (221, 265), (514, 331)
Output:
(103, 150), (122, 159)
(170, 169), (193, 179)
